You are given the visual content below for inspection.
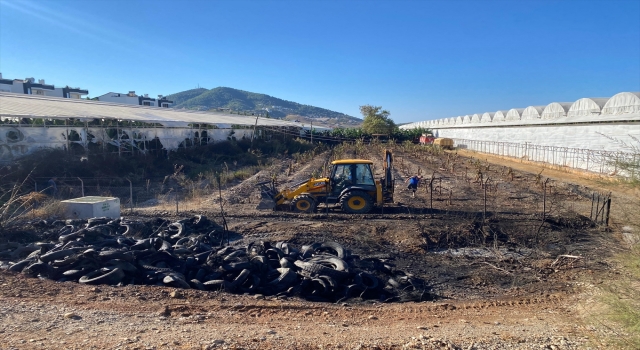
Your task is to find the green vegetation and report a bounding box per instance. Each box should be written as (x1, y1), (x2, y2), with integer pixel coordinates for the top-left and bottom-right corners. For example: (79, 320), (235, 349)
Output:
(306, 105), (429, 143)
(360, 105), (395, 134)
(166, 87), (361, 125)
(165, 88), (208, 106)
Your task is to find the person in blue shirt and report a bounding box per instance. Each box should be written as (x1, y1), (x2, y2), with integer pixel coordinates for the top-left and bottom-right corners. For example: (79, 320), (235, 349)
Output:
(405, 175), (421, 197)
(47, 177), (58, 198)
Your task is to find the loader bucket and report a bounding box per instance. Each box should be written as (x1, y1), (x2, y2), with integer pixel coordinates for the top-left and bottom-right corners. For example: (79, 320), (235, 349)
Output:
(256, 194), (276, 210)
(255, 181), (277, 210)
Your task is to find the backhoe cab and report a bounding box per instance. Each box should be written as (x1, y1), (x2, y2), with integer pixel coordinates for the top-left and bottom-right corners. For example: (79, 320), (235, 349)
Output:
(257, 150), (394, 214)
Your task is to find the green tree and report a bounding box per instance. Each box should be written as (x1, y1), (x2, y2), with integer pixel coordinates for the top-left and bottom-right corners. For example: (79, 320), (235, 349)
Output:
(360, 105), (395, 134)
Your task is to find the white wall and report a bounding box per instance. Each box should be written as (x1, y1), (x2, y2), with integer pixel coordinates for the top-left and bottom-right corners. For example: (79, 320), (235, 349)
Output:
(11, 81), (24, 94)
(433, 123), (639, 153)
(97, 94), (140, 105)
(0, 83), (11, 93)
(0, 124), (253, 160)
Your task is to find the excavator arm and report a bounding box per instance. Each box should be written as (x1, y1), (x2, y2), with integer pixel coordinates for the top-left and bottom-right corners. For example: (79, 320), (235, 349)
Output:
(382, 149), (394, 202)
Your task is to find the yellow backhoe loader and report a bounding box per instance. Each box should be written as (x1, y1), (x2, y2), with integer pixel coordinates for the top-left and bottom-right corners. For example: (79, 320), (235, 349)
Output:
(256, 150), (394, 214)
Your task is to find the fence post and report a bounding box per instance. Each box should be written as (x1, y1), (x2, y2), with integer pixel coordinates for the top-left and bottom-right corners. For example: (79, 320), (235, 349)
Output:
(483, 177), (489, 224)
(175, 190), (179, 215)
(590, 192), (595, 220)
(595, 193), (601, 222)
(77, 177), (84, 197)
(542, 178), (549, 223)
(126, 178), (133, 213)
(605, 195), (612, 227)
(586, 152), (590, 172)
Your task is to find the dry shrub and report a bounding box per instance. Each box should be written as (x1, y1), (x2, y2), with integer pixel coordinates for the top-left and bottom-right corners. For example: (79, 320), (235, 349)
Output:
(27, 198), (66, 220)
(15, 192), (49, 209)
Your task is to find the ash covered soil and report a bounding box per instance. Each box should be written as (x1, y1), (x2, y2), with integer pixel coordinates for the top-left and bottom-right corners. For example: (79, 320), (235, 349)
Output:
(0, 148), (627, 349)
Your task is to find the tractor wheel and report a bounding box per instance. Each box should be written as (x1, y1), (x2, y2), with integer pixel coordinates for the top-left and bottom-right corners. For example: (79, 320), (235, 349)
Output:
(291, 194), (317, 213)
(340, 191), (373, 214)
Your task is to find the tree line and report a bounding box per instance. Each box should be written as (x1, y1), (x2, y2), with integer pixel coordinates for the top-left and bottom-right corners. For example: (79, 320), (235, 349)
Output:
(305, 104), (430, 143)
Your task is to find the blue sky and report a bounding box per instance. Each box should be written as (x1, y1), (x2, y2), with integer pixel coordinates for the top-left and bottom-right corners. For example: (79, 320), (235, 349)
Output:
(1, 0), (639, 123)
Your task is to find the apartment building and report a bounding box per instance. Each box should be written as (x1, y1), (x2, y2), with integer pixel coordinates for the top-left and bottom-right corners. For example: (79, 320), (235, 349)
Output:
(0, 73), (88, 99)
(96, 91), (173, 107)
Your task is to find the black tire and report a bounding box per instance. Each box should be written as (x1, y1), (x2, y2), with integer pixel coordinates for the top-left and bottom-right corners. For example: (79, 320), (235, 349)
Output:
(340, 191), (373, 214)
(354, 272), (379, 290)
(79, 268), (125, 285)
(189, 279), (206, 290)
(308, 256), (349, 272)
(99, 250), (134, 261)
(268, 268), (297, 291)
(221, 262), (251, 272)
(204, 279), (233, 292)
(294, 260), (349, 281)
(8, 259), (33, 272)
(300, 243), (322, 259)
(63, 268), (92, 279)
(40, 249), (77, 263)
(238, 274), (261, 293)
(231, 269), (251, 288)
(163, 274), (191, 289)
(319, 242), (347, 259)
(290, 194), (317, 213)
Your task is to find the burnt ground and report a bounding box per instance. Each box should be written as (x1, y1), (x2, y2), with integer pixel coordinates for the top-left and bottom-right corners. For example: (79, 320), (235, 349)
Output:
(0, 144), (633, 349)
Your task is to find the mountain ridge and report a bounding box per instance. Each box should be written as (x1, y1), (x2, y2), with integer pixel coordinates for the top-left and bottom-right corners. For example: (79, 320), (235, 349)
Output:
(165, 87), (361, 127)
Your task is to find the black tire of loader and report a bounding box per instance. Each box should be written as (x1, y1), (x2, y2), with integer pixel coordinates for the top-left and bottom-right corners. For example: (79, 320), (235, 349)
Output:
(290, 194), (317, 213)
(340, 191), (373, 214)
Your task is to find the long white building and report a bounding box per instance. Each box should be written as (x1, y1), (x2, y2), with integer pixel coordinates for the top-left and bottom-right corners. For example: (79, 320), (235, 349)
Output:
(0, 92), (320, 161)
(401, 92), (640, 178)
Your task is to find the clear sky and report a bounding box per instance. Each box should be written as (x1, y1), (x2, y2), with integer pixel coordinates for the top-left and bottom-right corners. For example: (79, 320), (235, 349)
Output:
(1, 0), (639, 123)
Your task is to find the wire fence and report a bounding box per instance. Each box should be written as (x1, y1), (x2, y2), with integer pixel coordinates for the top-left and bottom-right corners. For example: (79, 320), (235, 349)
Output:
(30, 176), (211, 214)
(453, 138), (639, 180)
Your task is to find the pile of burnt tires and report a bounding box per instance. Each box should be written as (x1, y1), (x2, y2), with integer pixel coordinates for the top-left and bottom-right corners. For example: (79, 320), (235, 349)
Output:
(0, 216), (427, 303)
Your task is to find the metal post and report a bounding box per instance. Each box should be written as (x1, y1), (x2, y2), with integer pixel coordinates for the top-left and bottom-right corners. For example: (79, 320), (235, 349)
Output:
(77, 177), (84, 197)
(310, 121), (313, 144)
(65, 119), (70, 153)
(117, 122), (121, 158)
(590, 192), (595, 220)
(586, 152), (590, 172)
(605, 195), (612, 227)
(175, 190), (179, 215)
(127, 178), (133, 213)
(595, 193), (600, 222)
(130, 121), (134, 156)
(249, 114), (259, 151)
(483, 177), (489, 224)
(542, 178), (549, 223)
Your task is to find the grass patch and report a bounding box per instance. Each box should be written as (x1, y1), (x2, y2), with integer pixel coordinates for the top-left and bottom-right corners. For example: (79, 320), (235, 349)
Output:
(600, 246), (640, 349)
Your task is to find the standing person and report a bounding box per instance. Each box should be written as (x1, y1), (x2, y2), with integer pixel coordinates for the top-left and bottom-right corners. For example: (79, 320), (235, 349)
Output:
(47, 177), (58, 198)
(405, 174), (421, 198)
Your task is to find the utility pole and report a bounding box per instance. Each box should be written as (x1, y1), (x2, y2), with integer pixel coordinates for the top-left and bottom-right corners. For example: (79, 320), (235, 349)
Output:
(310, 121), (313, 145)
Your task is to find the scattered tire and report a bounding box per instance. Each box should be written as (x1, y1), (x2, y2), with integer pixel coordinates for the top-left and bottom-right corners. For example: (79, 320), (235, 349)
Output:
(79, 268), (125, 285)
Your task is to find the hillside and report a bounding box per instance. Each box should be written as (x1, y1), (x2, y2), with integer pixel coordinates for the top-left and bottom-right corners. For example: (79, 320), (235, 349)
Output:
(166, 87), (361, 127)
(164, 88), (208, 106)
